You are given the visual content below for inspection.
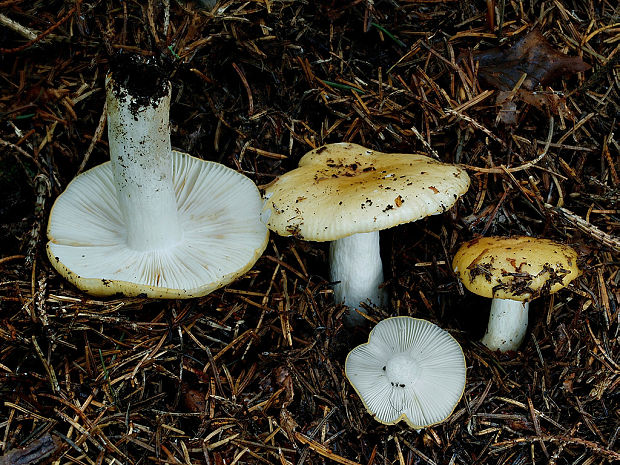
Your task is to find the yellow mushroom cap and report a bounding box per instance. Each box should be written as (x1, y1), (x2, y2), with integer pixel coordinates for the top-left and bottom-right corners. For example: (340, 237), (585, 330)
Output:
(261, 143), (470, 241)
(452, 236), (580, 301)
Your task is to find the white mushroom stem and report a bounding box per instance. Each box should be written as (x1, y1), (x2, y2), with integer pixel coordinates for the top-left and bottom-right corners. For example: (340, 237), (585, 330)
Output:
(106, 78), (182, 251)
(481, 299), (529, 352)
(329, 231), (386, 325)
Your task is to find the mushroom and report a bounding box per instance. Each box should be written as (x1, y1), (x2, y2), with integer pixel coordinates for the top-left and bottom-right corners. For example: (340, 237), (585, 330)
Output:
(46, 66), (268, 298)
(345, 316), (466, 428)
(452, 236), (580, 352)
(261, 143), (470, 324)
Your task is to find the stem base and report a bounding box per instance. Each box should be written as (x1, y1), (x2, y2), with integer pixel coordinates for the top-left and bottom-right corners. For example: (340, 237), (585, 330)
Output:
(481, 299), (529, 352)
(329, 231), (387, 325)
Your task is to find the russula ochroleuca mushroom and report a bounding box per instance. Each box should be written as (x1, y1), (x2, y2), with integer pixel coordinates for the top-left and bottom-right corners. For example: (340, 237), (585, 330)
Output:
(46, 63), (268, 298)
(261, 143), (470, 324)
(452, 236), (580, 352)
(345, 316), (466, 428)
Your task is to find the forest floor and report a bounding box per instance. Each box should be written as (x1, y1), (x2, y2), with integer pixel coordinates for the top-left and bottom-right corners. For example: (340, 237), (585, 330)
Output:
(0, 1), (618, 464)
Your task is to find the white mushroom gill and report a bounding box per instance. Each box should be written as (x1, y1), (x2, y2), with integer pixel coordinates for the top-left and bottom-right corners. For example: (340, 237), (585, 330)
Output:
(46, 74), (268, 297)
(345, 317), (466, 429)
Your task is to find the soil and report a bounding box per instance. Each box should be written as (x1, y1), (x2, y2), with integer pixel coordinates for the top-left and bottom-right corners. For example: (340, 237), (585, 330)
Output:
(0, 1), (618, 464)
(109, 54), (171, 111)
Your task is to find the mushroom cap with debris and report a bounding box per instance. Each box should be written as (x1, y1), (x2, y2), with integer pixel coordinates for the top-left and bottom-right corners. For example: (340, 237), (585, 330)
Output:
(452, 236), (580, 301)
(261, 143), (470, 241)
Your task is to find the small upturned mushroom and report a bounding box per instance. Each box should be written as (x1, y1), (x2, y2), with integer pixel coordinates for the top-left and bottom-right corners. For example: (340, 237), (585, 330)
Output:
(46, 63), (268, 298)
(345, 316), (466, 429)
(452, 236), (580, 352)
(261, 143), (470, 325)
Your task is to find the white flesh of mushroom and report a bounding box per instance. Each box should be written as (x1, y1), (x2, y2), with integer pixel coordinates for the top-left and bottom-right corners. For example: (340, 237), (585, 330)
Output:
(329, 231), (386, 325)
(481, 299), (529, 352)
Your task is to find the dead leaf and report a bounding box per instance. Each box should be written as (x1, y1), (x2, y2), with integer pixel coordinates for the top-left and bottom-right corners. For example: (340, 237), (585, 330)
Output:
(280, 408), (299, 442)
(496, 88), (576, 125)
(275, 365), (294, 408)
(516, 90), (574, 117)
(183, 387), (207, 412)
(472, 29), (590, 91)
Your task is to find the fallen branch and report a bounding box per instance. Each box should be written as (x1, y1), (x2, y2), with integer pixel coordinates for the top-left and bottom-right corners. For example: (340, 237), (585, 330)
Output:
(545, 204), (620, 252)
(0, 434), (63, 465)
(0, 1), (80, 53)
(492, 434), (620, 461)
(295, 432), (361, 465)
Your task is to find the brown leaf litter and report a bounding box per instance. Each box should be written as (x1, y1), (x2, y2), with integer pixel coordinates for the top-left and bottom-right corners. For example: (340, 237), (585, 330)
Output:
(468, 28), (591, 124)
(0, 1), (618, 464)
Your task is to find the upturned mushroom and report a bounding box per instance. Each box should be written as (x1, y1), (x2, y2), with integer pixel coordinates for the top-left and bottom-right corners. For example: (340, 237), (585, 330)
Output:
(46, 62), (268, 298)
(452, 236), (580, 352)
(345, 316), (466, 428)
(261, 143), (470, 324)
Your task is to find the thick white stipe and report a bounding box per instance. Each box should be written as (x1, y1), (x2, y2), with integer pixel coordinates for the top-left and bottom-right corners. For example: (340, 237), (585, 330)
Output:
(481, 299), (530, 352)
(106, 80), (182, 250)
(329, 231), (386, 325)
